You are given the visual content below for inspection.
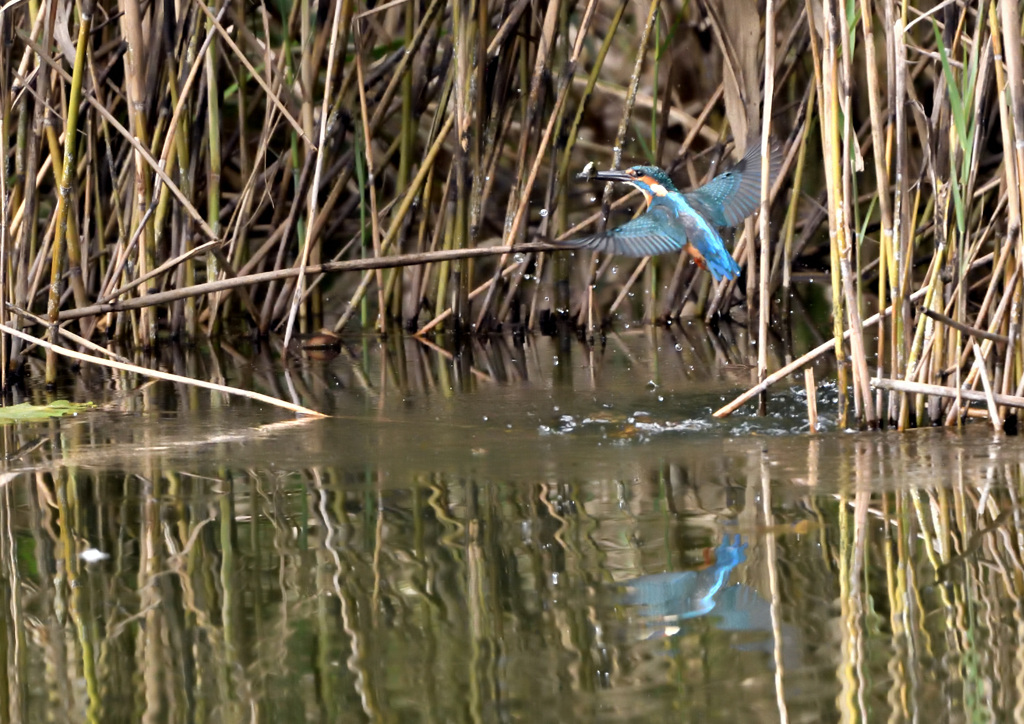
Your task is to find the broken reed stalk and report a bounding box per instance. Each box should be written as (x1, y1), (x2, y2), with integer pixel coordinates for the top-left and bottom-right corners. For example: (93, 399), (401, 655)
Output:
(2, 322), (324, 417)
(57, 243), (558, 322)
(871, 377), (1024, 415)
(804, 367), (817, 432)
(715, 284), (932, 418)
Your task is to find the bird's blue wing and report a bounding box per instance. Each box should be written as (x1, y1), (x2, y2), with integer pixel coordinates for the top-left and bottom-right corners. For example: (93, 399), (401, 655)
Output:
(559, 204), (686, 257)
(684, 138), (783, 228)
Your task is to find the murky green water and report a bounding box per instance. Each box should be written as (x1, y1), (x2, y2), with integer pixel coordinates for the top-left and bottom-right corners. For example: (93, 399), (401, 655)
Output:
(3, 326), (1023, 722)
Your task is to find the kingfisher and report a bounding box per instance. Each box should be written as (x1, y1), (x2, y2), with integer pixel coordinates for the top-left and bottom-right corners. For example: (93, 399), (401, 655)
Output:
(561, 140), (783, 282)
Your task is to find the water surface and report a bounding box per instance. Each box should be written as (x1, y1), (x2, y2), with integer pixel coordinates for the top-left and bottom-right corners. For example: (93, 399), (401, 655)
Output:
(1, 328), (1020, 722)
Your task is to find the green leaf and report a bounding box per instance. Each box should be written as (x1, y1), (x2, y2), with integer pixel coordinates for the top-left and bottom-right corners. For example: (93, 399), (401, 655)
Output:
(0, 400), (94, 423)
(932, 20), (969, 153)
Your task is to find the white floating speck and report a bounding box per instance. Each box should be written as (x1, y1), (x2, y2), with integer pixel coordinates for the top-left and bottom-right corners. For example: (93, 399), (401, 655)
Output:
(80, 548), (110, 563)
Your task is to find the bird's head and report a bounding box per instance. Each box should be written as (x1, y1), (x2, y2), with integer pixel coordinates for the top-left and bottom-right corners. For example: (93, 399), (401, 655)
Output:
(591, 165), (678, 204)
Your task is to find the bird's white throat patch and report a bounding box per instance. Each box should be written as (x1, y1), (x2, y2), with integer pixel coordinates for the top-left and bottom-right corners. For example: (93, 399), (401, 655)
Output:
(648, 183), (667, 196)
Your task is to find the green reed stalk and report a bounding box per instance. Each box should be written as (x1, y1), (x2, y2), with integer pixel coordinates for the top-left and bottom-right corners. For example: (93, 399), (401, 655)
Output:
(776, 86), (813, 295)
(169, 33), (198, 339)
(41, 123), (88, 321)
(45, 0), (91, 384)
(204, 8), (222, 338)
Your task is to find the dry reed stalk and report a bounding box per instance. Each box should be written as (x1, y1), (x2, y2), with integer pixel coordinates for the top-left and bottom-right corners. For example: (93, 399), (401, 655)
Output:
(58, 242), (556, 322)
(573, 0), (658, 336)
(8, 302), (132, 363)
(715, 283), (931, 418)
(282, 0), (349, 349)
(858, 0), (893, 420)
(942, 267), (1020, 424)
(820, 1), (857, 425)
(2, 322), (324, 416)
(804, 367), (817, 431)
(872, 376), (1024, 413)
(0, 0), (13, 393)
(477, 2), (581, 330)
(335, 114), (456, 333)
(996, 0), (1024, 429)
(757, 0), (777, 414)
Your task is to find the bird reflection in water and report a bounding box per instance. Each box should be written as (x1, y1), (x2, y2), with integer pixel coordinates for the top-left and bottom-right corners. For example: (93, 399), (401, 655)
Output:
(615, 535), (804, 673)
(618, 535), (749, 637)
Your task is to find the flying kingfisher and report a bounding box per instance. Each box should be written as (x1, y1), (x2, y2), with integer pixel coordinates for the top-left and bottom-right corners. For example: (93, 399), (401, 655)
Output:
(561, 140), (783, 282)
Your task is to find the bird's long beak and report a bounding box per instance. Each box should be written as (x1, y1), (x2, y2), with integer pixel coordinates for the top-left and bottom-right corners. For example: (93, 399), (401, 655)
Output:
(591, 170), (633, 183)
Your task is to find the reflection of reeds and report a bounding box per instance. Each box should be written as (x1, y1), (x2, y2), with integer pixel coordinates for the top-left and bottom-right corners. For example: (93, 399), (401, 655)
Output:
(2, 3), (1024, 428)
(9, 415), (1024, 718)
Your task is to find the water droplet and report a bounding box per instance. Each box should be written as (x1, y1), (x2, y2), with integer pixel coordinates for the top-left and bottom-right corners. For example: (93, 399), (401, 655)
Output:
(539, 208), (548, 218)
(675, 344), (682, 351)
(514, 253), (526, 264)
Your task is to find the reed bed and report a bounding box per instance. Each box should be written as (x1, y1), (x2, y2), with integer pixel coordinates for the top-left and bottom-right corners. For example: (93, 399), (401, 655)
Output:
(0, 0), (1022, 430)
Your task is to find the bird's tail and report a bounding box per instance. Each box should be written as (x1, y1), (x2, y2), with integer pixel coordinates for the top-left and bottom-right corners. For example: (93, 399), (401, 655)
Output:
(701, 242), (741, 282)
